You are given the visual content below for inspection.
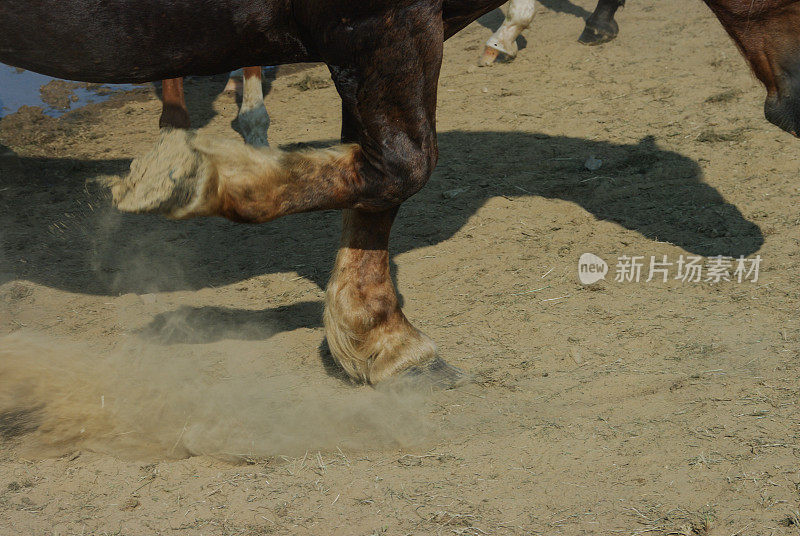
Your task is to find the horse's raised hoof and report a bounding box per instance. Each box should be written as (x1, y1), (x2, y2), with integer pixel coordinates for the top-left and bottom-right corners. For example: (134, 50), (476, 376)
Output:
(388, 357), (473, 391)
(478, 46), (501, 67)
(110, 129), (213, 219)
(578, 21), (619, 46)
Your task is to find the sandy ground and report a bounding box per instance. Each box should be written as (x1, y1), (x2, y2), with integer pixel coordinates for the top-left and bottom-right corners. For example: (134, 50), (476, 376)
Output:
(1, 1), (800, 534)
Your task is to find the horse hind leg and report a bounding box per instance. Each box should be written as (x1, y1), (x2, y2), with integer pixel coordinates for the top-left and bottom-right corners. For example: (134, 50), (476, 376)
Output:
(479, 0), (536, 66)
(235, 66), (270, 147)
(159, 77), (191, 129)
(578, 0), (624, 46)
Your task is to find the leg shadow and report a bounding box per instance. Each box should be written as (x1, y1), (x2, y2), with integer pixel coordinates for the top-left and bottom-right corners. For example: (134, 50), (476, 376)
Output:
(0, 131), (762, 298)
(138, 301), (322, 345)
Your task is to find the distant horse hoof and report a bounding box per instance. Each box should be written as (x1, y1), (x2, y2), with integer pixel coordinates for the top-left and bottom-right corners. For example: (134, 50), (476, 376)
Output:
(578, 20), (619, 46)
(478, 46), (501, 67)
(478, 42), (518, 67)
(390, 356), (473, 391)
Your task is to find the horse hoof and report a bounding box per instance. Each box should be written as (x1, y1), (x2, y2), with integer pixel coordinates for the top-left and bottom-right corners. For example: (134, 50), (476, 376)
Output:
(578, 24), (619, 46)
(478, 46), (500, 67)
(242, 130), (269, 147)
(237, 105), (270, 147)
(111, 129), (210, 218)
(395, 357), (473, 391)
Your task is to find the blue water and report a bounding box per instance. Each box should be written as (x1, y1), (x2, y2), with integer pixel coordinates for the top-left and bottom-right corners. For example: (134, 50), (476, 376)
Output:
(0, 63), (139, 118)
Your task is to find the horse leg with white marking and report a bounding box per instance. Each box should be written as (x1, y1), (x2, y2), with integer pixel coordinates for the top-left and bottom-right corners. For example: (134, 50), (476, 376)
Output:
(324, 208), (461, 385)
(236, 66), (270, 147)
(159, 68), (268, 146)
(478, 0), (536, 66)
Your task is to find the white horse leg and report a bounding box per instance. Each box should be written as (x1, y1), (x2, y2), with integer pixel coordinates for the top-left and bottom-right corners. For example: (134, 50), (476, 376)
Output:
(236, 66), (270, 147)
(479, 0), (536, 66)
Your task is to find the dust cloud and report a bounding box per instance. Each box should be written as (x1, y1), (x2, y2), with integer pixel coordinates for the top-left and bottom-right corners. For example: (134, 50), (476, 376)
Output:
(0, 155), (437, 462)
(0, 330), (436, 461)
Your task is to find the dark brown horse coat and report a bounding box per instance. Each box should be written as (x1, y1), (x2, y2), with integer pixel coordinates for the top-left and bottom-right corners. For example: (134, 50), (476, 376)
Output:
(0, 0), (797, 384)
(0, 0), (506, 82)
(0, 0), (306, 82)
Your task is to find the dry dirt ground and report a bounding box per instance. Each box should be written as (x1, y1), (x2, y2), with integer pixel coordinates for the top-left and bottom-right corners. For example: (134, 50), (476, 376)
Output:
(2, 1), (800, 534)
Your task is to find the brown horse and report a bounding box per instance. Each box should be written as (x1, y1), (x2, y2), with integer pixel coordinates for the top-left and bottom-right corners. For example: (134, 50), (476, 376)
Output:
(0, 0), (797, 386)
(160, 67), (270, 146)
(705, 0), (800, 135)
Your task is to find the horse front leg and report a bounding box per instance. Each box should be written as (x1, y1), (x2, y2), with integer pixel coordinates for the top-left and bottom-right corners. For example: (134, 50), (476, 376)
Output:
(158, 77), (191, 129)
(479, 0), (536, 66)
(578, 0), (625, 46)
(324, 208), (464, 386)
(311, 6), (474, 386)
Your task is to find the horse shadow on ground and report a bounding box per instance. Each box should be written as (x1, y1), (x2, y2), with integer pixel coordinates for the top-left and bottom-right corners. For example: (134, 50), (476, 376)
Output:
(0, 132), (763, 348)
(536, 0), (593, 19)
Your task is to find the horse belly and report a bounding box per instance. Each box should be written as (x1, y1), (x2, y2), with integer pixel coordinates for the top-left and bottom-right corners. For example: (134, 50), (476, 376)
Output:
(0, 0), (305, 83)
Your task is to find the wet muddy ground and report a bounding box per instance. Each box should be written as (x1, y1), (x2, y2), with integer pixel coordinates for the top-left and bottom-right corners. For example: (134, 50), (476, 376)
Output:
(0, 64), (140, 118)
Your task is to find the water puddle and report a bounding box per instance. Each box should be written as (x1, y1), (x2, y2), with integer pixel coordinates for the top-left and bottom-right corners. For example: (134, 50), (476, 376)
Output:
(0, 63), (140, 118)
